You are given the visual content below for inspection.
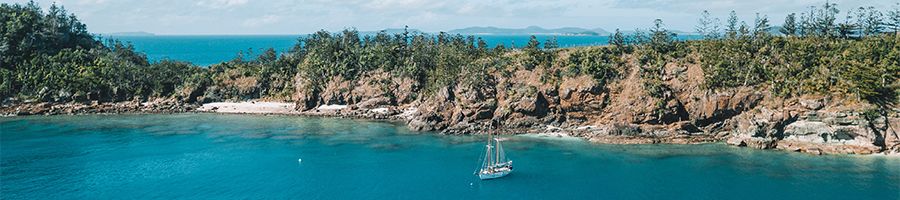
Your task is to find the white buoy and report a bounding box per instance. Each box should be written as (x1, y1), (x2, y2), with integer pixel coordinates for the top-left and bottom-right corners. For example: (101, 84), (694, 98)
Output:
(298, 158), (302, 164)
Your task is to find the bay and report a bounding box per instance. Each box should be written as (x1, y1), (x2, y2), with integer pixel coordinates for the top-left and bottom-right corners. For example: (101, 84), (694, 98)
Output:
(2, 114), (898, 199)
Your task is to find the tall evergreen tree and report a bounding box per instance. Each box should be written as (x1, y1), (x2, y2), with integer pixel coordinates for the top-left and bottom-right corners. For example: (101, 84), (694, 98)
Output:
(738, 21), (750, 38)
(817, 1), (839, 37)
(888, 3), (900, 33)
(781, 13), (798, 36)
(696, 10), (720, 39)
(525, 35), (540, 50)
(753, 13), (771, 38)
(610, 29), (627, 47)
(544, 36), (559, 49)
(725, 11), (739, 38)
(837, 9), (857, 38)
(609, 28), (629, 53)
(855, 6), (884, 37)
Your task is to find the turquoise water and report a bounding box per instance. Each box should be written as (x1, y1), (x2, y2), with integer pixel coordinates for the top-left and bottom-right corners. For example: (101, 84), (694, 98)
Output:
(1, 114), (898, 199)
(111, 35), (701, 66)
(110, 35), (301, 66)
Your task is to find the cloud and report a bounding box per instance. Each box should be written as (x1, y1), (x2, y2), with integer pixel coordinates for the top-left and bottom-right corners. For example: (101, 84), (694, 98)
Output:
(74, 0), (110, 5)
(195, 0), (249, 9)
(242, 14), (281, 27)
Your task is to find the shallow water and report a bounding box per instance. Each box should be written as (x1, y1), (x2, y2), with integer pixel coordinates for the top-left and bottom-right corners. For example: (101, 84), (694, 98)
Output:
(1, 114), (898, 199)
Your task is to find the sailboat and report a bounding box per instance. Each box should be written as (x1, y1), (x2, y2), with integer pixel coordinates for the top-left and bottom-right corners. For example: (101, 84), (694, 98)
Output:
(476, 130), (513, 180)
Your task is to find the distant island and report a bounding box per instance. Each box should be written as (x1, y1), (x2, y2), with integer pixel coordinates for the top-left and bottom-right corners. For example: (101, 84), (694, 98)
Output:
(1, 1), (899, 156)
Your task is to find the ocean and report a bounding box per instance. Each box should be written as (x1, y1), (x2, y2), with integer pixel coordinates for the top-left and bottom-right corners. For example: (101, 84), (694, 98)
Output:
(2, 114), (898, 199)
(110, 34), (699, 66)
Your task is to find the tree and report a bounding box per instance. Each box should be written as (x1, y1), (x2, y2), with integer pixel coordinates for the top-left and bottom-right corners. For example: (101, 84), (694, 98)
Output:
(781, 13), (798, 36)
(799, 10), (815, 36)
(726, 11), (739, 38)
(649, 19), (676, 53)
(855, 6), (884, 37)
(738, 21), (750, 39)
(609, 28), (628, 52)
(476, 37), (488, 55)
(888, 3), (900, 33)
(817, 1), (839, 37)
(525, 35), (540, 50)
(837, 10), (857, 38)
(544, 36), (559, 49)
(753, 13), (771, 38)
(697, 10), (720, 39)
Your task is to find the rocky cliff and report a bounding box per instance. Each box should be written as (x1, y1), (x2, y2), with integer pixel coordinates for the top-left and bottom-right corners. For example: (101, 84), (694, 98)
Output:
(290, 49), (900, 155)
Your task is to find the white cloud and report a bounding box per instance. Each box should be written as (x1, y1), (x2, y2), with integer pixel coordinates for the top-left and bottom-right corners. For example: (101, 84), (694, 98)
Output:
(242, 14), (281, 27)
(74, 0), (109, 5)
(195, 0), (249, 9)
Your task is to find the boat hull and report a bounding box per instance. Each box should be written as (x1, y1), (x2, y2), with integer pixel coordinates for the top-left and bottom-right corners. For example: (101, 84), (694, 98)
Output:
(478, 169), (511, 180)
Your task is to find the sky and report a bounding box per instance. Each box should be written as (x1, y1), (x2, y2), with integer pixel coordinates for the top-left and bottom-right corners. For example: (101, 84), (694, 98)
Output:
(4, 0), (898, 35)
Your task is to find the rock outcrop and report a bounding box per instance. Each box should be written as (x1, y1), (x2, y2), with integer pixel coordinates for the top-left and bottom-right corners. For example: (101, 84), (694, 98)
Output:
(283, 51), (899, 155)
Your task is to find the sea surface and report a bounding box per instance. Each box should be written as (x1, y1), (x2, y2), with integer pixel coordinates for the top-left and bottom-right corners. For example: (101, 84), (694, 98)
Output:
(110, 35), (700, 66)
(2, 114), (898, 199)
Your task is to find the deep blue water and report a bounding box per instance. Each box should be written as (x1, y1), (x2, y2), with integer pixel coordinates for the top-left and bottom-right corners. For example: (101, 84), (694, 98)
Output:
(2, 114), (898, 199)
(110, 35), (700, 66)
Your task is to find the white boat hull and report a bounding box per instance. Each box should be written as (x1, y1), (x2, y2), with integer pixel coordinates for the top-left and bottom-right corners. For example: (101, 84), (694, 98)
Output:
(479, 169), (511, 180)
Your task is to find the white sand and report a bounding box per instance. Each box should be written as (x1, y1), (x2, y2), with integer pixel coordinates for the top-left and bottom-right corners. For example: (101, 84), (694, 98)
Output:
(198, 102), (296, 114)
(316, 104), (348, 110)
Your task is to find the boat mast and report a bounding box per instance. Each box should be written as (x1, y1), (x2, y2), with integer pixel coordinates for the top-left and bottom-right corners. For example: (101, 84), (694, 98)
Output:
(485, 125), (493, 168)
(494, 138), (500, 165)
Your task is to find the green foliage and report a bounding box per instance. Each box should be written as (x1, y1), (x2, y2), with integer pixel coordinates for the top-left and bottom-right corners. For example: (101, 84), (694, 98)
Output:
(0, 2), (100, 70)
(609, 29), (631, 54)
(693, 5), (899, 105)
(544, 37), (559, 49)
(782, 13), (798, 36)
(564, 47), (621, 86)
(519, 35), (552, 70)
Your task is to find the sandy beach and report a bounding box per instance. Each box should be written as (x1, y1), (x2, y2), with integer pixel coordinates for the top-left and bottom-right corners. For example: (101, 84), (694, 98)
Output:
(198, 102), (297, 114)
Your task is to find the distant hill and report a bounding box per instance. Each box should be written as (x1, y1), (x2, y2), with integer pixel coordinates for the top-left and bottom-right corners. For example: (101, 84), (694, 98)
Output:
(448, 26), (604, 36)
(104, 31), (155, 36)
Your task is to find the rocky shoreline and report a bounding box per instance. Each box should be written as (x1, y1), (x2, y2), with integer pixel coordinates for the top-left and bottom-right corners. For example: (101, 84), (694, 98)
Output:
(4, 96), (898, 156)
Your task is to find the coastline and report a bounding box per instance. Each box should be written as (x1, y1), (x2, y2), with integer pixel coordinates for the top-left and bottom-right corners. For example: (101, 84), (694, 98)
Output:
(4, 99), (898, 157)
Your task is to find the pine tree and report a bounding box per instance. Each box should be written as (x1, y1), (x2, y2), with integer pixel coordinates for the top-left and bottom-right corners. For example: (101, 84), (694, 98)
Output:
(525, 35), (540, 50)
(544, 36), (559, 49)
(781, 13), (798, 36)
(609, 29), (629, 53)
(726, 11), (739, 39)
(817, 1), (839, 37)
(753, 13), (771, 38)
(696, 10), (720, 39)
(838, 9), (856, 38)
(855, 6), (884, 37)
(888, 3), (900, 33)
